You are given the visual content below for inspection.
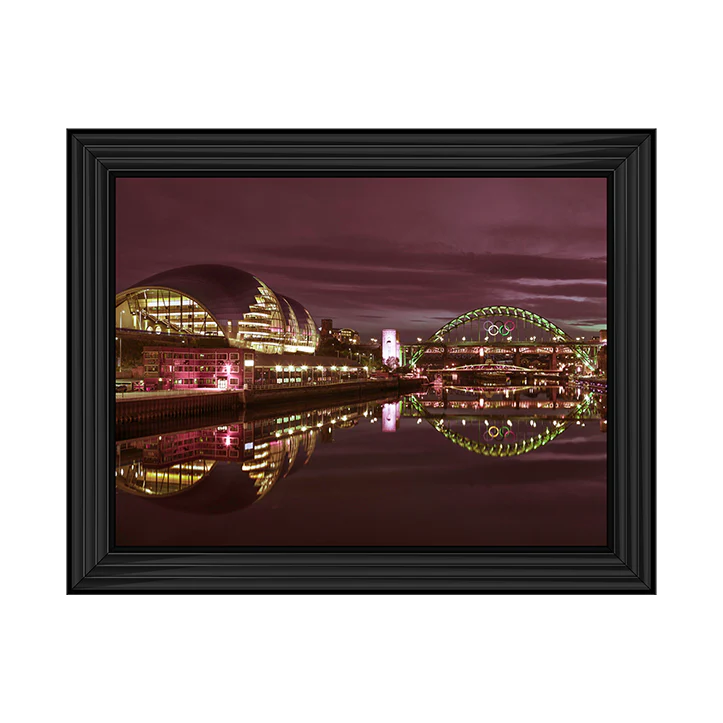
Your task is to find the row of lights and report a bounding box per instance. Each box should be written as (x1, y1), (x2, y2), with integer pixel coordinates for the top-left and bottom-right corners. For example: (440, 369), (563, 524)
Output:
(414, 334), (587, 344)
(273, 365), (365, 373)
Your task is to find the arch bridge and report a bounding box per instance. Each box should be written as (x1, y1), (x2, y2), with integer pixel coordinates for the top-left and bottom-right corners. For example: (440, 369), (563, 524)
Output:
(408, 305), (596, 370)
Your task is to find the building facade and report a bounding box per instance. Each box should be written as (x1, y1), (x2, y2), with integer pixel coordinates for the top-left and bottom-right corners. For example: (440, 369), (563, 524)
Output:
(250, 353), (368, 389)
(318, 319), (360, 346)
(143, 346), (255, 391)
(320, 318), (334, 338)
(116, 264), (319, 354)
(142, 347), (368, 392)
(333, 327), (360, 345)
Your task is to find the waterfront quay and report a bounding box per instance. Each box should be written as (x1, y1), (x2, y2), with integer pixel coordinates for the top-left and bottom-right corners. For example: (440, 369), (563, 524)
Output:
(114, 266), (606, 427)
(116, 376), (424, 425)
(115, 340), (425, 425)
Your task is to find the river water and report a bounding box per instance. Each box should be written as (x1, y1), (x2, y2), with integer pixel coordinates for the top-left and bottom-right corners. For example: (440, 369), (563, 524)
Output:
(115, 385), (607, 547)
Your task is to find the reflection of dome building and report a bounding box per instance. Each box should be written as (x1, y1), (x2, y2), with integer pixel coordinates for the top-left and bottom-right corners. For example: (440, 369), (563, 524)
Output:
(146, 461), (264, 514)
(115, 264), (319, 354)
(116, 431), (318, 515)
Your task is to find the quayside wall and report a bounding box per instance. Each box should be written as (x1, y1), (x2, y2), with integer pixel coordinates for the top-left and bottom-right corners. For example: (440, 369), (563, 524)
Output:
(116, 378), (423, 426)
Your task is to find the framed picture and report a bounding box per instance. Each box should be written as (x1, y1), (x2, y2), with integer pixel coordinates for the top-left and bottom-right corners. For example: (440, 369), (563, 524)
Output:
(68, 130), (654, 593)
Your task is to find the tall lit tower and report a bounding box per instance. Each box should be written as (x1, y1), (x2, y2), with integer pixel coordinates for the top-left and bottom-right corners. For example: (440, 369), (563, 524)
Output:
(382, 329), (400, 367)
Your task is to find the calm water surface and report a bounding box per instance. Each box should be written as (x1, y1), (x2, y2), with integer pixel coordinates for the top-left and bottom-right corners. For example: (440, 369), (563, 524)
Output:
(115, 385), (607, 546)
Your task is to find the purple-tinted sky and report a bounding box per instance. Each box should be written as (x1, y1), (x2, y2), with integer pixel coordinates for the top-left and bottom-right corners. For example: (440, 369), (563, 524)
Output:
(116, 178), (607, 341)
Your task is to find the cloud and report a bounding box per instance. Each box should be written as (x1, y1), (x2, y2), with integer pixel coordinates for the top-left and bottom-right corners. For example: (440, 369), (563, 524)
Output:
(116, 178), (607, 339)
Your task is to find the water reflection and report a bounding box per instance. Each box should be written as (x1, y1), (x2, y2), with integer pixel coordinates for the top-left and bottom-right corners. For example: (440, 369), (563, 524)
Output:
(116, 401), (363, 510)
(116, 385), (606, 522)
(405, 385), (606, 457)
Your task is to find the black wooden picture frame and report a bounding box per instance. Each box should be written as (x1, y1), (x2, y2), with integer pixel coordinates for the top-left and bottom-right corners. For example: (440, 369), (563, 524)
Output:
(68, 130), (655, 593)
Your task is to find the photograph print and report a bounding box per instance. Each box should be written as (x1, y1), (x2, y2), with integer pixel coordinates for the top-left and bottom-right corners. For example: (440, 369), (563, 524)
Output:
(114, 177), (608, 548)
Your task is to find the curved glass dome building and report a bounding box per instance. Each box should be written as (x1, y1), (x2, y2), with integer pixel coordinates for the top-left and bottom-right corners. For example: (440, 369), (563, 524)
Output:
(115, 264), (319, 354)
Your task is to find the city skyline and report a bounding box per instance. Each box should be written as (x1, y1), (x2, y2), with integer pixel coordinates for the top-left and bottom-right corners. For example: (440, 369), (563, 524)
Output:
(116, 177), (606, 341)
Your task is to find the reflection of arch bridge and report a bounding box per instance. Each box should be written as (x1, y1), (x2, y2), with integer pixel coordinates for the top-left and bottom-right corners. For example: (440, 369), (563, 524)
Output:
(430, 363), (564, 376)
(405, 392), (595, 457)
(408, 306), (597, 370)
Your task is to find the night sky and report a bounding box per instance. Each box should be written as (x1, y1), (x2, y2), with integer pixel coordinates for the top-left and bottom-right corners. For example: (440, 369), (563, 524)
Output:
(116, 178), (607, 341)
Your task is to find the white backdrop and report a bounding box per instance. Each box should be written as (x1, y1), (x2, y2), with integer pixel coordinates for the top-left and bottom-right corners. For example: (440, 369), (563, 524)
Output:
(1, 2), (719, 721)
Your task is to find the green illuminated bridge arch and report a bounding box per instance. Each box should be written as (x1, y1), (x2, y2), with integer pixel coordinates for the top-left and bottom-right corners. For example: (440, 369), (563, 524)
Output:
(407, 393), (595, 458)
(409, 305), (594, 369)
